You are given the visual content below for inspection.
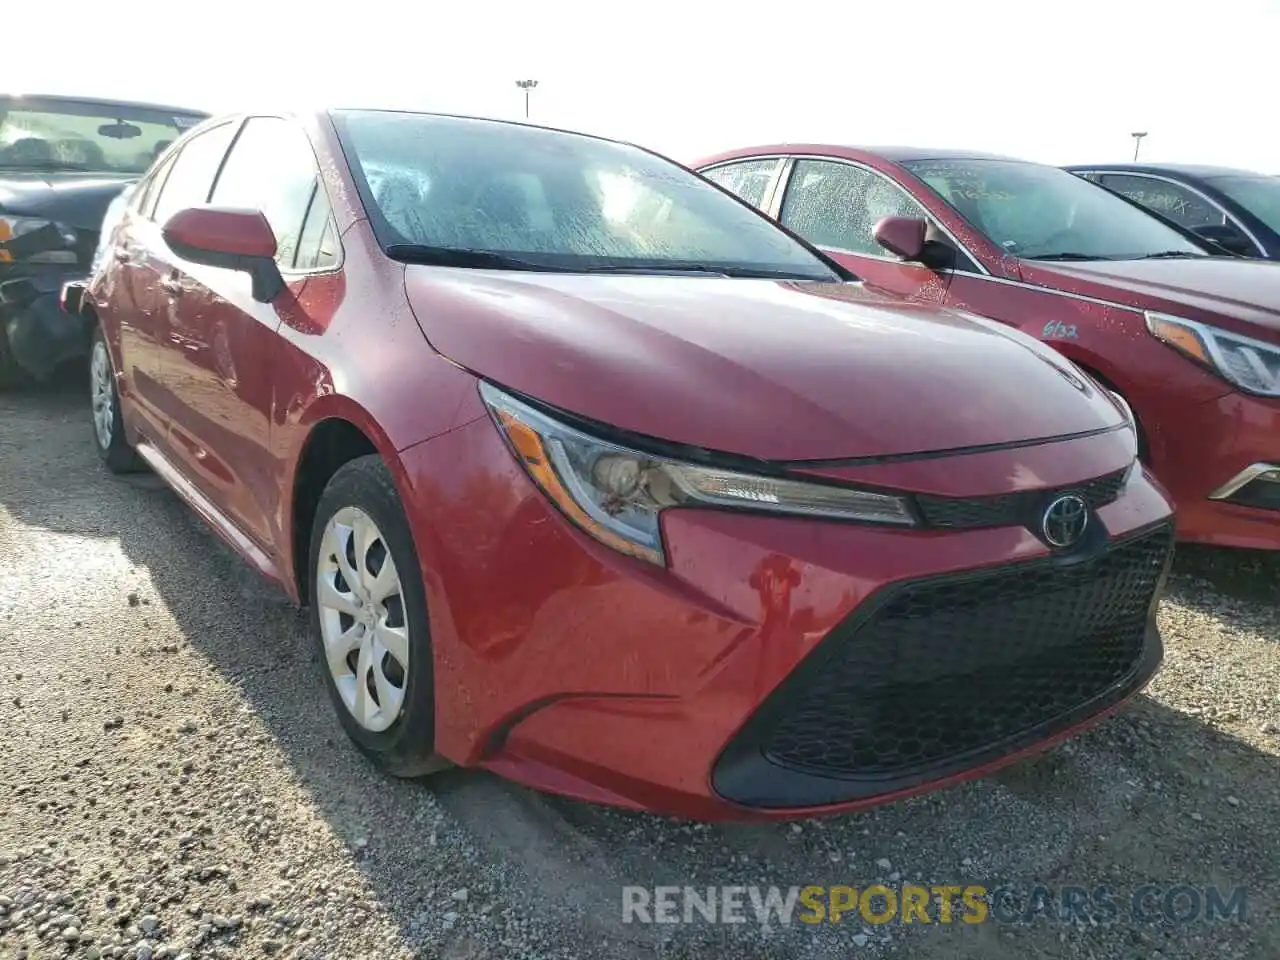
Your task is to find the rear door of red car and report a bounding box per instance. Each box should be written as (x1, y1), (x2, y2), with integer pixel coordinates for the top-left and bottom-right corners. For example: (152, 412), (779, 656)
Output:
(113, 122), (240, 448)
(101, 153), (176, 444)
(767, 157), (952, 304)
(161, 115), (341, 553)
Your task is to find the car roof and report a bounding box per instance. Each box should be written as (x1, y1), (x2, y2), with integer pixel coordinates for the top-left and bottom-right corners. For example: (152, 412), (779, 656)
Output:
(698, 143), (1026, 166)
(2, 92), (210, 117)
(322, 106), (637, 149)
(1063, 162), (1268, 180)
(857, 146), (1022, 163)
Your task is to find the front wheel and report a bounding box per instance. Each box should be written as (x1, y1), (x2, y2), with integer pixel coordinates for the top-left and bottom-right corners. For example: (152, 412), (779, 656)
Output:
(308, 455), (448, 778)
(89, 326), (144, 473)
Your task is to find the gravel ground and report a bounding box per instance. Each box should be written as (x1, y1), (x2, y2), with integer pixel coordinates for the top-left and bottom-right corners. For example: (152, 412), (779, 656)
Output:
(1, 375), (1277, 960)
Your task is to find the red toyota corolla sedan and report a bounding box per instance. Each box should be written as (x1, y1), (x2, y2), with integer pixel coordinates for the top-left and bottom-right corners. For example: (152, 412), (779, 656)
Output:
(77, 110), (1175, 821)
(694, 146), (1280, 551)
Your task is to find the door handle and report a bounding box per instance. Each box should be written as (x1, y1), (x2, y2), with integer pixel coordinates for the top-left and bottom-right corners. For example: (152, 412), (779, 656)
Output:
(160, 276), (185, 297)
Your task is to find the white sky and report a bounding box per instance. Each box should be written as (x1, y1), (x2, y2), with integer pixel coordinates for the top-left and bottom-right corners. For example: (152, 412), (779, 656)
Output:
(8, 0), (1279, 173)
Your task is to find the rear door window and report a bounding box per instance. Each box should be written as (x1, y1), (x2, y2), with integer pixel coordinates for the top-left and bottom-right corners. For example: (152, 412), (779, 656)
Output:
(1098, 174), (1227, 229)
(701, 159), (781, 210)
(149, 122), (238, 226)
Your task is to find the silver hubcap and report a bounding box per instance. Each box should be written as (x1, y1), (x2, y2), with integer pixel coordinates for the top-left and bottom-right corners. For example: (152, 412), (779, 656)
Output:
(90, 339), (115, 450)
(316, 507), (409, 733)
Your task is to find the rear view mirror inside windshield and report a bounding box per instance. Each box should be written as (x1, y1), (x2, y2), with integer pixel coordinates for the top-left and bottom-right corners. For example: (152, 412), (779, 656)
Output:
(98, 120), (142, 140)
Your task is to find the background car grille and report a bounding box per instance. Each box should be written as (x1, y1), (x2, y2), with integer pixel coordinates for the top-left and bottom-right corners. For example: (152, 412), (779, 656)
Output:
(915, 467), (1129, 529)
(757, 522), (1172, 781)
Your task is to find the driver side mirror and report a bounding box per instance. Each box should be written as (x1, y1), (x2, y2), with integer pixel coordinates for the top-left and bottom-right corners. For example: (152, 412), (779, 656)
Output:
(872, 216), (954, 270)
(162, 207), (285, 303)
(1190, 223), (1255, 257)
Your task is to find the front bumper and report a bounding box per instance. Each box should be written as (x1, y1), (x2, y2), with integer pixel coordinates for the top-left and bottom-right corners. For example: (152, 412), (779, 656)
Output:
(712, 521), (1171, 808)
(1155, 390), (1280, 550)
(0, 265), (91, 379)
(396, 411), (1175, 821)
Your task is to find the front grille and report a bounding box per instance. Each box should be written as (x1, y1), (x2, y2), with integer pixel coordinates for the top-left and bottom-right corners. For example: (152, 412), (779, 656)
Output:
(915, 468), (1128, 530)
(758, 522), (1172, 782)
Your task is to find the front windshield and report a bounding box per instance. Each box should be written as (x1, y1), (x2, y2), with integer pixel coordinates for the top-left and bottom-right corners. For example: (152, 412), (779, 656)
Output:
(901, 158), (1207, 260)
(332, 110), (839, 279)
(1209, 176), (1280, 235)
(0, 97), (207, 174)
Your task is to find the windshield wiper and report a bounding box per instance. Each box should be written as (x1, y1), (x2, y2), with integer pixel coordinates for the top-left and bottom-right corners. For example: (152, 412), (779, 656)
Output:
(1132, 251), (1206, 259)
(1024, 252), (1104, 261)
(385, 245), (830, 280)
(384, 244), (561, 272)
(571, 262), (825, 279)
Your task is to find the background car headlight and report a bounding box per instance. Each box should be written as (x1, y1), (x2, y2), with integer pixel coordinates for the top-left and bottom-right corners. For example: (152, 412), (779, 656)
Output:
(1146, 312), (1280, 397)
(1105, 389), (1137, 432)
(480, 382), (917, 566)
(0, 214), (78, 264)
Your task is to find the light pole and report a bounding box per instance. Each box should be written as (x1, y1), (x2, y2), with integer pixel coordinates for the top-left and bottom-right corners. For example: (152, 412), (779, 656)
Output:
(1131, 131), (1148, 162)
(515, 79), (538, 119)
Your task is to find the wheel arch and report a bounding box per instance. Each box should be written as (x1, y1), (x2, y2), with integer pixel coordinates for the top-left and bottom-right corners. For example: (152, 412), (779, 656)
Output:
(286, 395), (414, 605)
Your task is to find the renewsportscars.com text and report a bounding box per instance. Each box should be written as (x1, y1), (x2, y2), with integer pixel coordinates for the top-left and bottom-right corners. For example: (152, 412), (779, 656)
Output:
(622, 883), (1247, 927)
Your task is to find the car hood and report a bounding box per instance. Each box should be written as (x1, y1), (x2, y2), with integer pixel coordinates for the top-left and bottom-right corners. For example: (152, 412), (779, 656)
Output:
(1023, 257), (1280, 340)
(403, 269), (1124, 462)
(0, 172), (136, 231)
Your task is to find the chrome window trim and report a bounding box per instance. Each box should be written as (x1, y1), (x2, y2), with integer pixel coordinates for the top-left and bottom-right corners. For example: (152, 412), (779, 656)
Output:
(1208, 462), (1280, 500)
(1075, 169), (1266, 256)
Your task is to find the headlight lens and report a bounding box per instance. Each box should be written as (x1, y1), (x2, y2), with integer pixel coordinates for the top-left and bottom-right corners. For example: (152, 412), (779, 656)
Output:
(0, 215), (78, 264)
(480, 382), (917, 566)
(1146, 312), (1280, 397)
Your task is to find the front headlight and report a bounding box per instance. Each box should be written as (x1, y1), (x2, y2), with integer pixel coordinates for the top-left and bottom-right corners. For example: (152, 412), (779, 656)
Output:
(480, 382), (917, 566)
(1146, 312), (1280, 397)
(0, 214), (78, 264)
(1105, 389), (1137, 431)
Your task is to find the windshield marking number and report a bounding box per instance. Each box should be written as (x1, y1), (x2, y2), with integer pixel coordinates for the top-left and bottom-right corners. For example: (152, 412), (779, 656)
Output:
(1042, 321), (1078, 339)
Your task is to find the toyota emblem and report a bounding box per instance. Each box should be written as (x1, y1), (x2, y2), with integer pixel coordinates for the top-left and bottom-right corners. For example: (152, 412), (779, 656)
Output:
(1041, 494), (1089, 548)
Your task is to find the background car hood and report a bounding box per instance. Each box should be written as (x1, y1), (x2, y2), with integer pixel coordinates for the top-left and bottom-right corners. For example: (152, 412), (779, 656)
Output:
(404, 269), (1123, 462)
(0, 173), (136, 231)
(1024, 257), (1280, 340)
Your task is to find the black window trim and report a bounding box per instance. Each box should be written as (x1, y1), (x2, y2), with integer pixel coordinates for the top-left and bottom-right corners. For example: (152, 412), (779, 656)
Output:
(760, 154), (988, 275)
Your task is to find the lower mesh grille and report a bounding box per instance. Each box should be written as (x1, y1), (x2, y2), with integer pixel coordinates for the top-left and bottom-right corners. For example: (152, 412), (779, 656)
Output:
(759, 523), (1173, 780)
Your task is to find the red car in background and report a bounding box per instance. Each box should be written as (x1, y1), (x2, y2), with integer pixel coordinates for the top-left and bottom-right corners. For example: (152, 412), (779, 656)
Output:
(694, 146), (1280, 551)
(75, 110), (1174, 820)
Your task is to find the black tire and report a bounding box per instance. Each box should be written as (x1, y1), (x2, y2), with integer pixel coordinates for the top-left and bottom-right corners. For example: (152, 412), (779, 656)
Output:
(89, 325), (145, 474)
(0, 321), (25, 391)
(307, 455), (448, 778)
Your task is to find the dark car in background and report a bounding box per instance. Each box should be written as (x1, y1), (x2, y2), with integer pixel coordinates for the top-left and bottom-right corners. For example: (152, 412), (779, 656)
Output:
(0, 93), (209, 387)
(694, 146), (1280, 550)
(1066, 163), (1280, 261)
